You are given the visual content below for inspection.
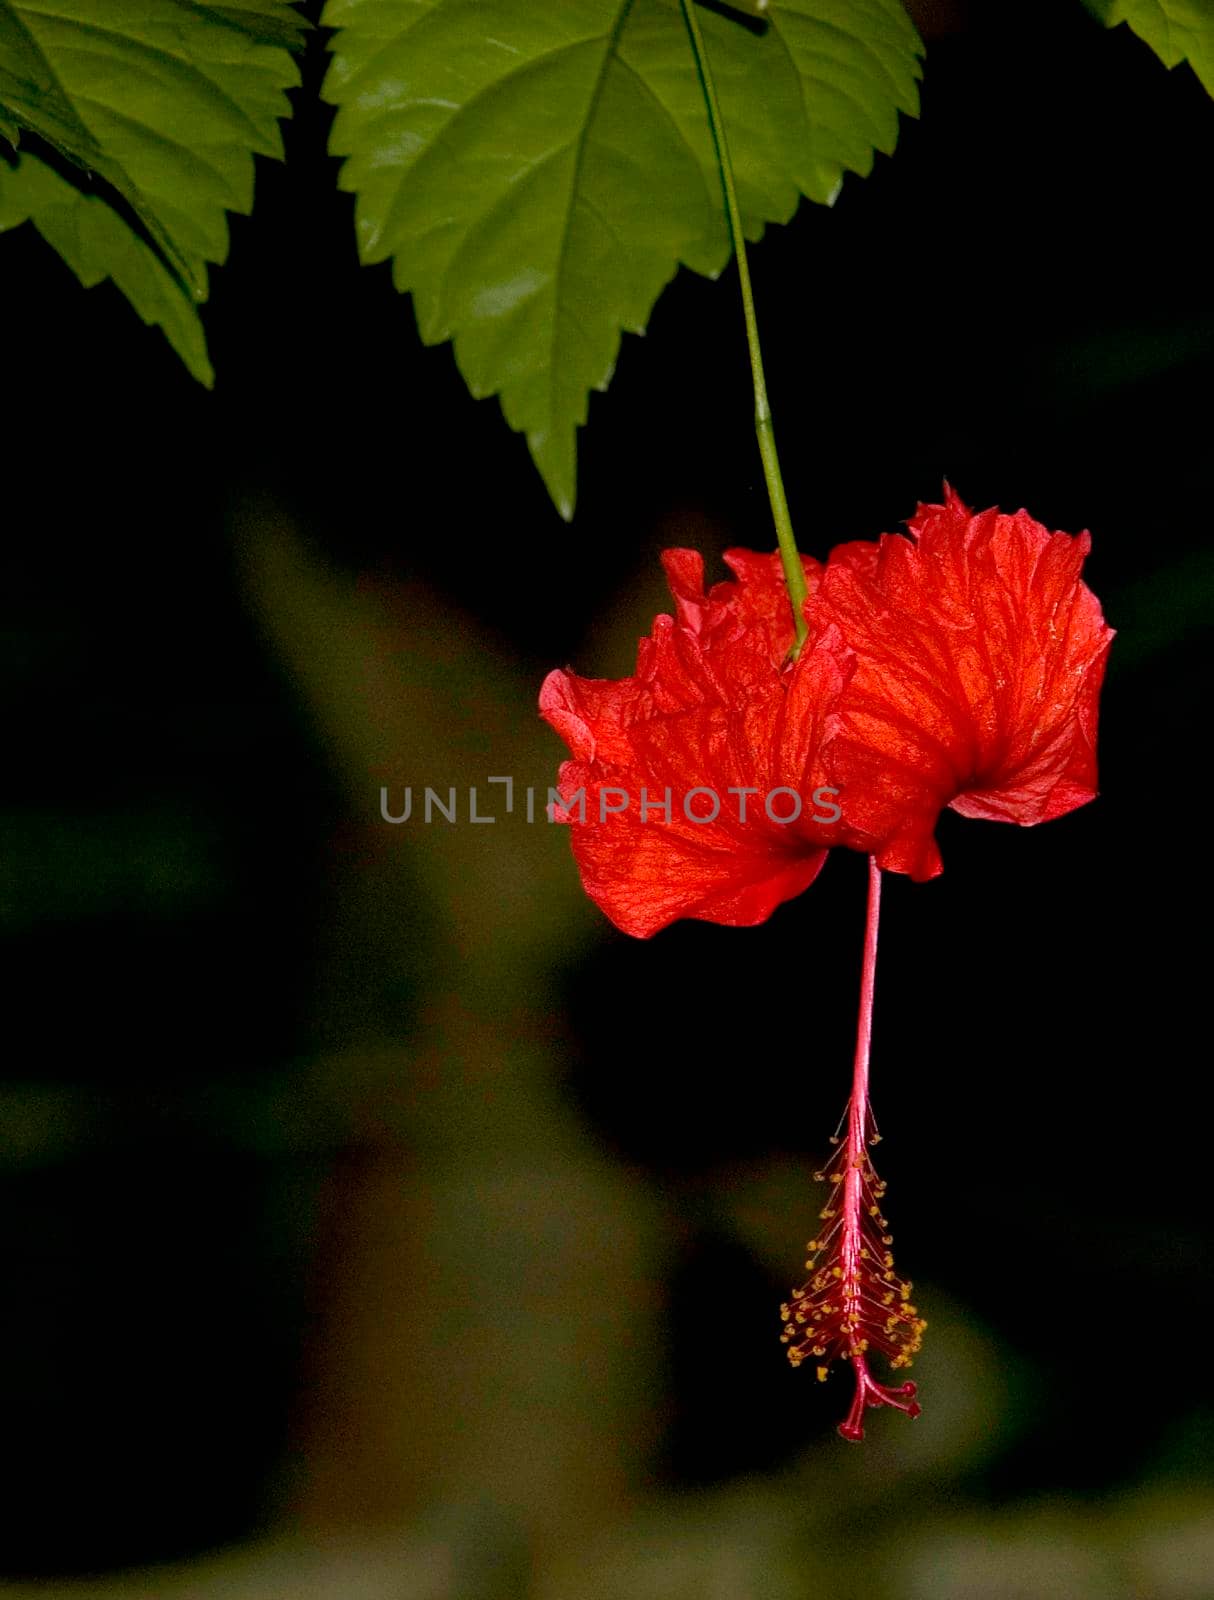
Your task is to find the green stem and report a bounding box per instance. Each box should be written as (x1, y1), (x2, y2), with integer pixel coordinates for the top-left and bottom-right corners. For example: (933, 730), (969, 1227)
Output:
(679, 0), (807, 652)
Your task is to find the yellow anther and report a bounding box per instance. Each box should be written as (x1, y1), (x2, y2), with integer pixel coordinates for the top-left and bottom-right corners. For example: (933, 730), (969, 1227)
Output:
(816, 1365), (828, 1383)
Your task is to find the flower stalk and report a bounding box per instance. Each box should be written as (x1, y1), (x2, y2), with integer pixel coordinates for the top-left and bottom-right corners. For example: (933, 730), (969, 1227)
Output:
(679, 0), (807, 653)
(780, 856), (927, 1439)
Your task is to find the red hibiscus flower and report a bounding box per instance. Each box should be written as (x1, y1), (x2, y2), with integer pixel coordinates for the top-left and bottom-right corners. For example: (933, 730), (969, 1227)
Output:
(808, 487), (1114, 880)
(539, 549), (849, 938)
(541, 488), (1113, 1442)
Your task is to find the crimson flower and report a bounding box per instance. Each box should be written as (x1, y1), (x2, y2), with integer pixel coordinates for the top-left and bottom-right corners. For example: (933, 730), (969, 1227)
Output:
(538, 549), (848, 938)
(540, 490), (1112, 1441)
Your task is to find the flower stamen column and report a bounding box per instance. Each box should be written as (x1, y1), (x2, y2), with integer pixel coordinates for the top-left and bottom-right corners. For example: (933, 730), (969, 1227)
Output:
(780, 856), (927, 1440)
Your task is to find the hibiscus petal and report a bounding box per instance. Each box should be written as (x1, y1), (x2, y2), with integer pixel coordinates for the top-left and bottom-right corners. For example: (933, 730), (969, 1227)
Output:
(541, 550), (843, 936)
(810, 493), (1114, 877)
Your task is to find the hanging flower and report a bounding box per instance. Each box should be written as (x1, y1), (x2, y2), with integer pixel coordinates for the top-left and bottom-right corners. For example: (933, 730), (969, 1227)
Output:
(541, 495), (1112, 1441)
(539, 549), (850, 938)
(806, 487), (1114, 880)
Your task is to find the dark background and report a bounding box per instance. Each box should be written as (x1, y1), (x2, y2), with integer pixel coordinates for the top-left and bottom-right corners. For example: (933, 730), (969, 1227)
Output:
(2, 0), (1211, 1591)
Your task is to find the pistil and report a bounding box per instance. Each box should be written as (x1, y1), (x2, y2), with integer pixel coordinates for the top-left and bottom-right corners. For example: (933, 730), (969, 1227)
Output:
(780, 857), (927, 1440)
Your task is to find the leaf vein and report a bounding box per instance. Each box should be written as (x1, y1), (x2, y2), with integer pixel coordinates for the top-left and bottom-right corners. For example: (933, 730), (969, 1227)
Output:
(13, 12), (274, 146)
(71, 91), (236, 199)
(547, 1), (637, 423)
(369, 31), (616, 255)
(613, 49), (715, 207)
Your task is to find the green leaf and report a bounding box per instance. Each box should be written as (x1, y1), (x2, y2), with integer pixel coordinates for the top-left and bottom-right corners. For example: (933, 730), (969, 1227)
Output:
(1082, 0), (1214, 95)
(0, 0), (304, 293)
(0, 102), (16, 147)
(322, 0), (922, 518)
(0, 150), (213, 383)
